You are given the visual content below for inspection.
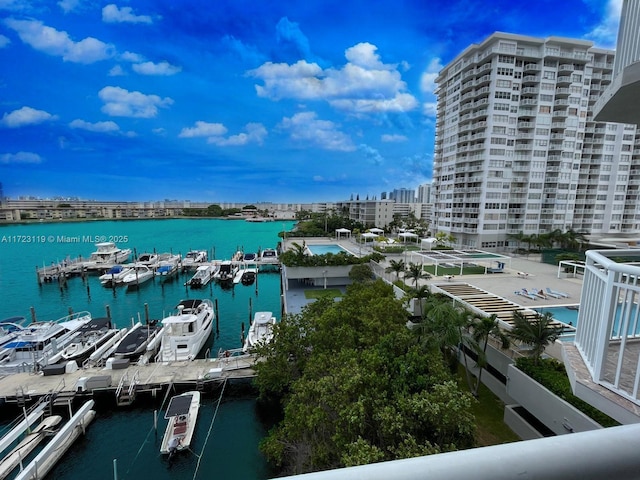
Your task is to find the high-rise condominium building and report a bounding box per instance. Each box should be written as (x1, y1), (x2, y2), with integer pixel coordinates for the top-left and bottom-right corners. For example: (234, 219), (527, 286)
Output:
(432, 32), (639, 250)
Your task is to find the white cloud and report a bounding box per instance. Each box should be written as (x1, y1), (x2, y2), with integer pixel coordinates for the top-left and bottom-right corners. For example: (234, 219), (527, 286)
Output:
(279, 111), (355, 152)
(422, 102), (437, 117)
(102, 4), (153, 24)
(120, 51), (144, 63)
(248, 42), (418, 115)
(108, 65), (126, 76)
(0, 151), (42, 164)
(208, 123), (268, 146)
(0, 34), (10, 48)
(179, 121), (228, 138)
(132, 61), (181, 76)
(420, 58), (442, 94)
(585, 0), (622, 48)
(4, 18), (115, 64)
(1, 106), (55, 128)
(58, 0), (80, 13)
(381, 134), (407, 143)
(69, 119), (120, 132)
(99, 86), (173, 118)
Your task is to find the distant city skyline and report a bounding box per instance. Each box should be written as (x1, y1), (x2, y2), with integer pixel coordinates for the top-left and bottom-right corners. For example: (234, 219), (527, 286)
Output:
(0, 0), (621, 202)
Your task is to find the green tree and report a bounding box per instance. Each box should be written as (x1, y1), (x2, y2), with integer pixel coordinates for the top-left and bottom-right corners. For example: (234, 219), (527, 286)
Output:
(508, 311), (562, 365)
(405, 284), (431, 318)
(385, 259), (406, 282)
(404, 262), (431, 287)
(349, 264), (374, 283)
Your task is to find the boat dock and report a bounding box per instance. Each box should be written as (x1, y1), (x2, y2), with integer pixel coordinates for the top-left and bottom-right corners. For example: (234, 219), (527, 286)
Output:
(0, 353), (257, 407)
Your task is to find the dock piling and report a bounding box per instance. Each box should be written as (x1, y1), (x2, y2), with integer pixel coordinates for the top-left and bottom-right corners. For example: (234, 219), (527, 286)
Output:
(249, 298), (252, 325)
(215, 299), (219, 334)
(105, 305), (111, 321)
(144, 303), (149, 324)
(30, 306), (36, 323)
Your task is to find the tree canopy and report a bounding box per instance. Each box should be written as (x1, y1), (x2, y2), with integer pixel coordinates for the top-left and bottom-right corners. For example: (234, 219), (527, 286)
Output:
(254, 280), (476, 475)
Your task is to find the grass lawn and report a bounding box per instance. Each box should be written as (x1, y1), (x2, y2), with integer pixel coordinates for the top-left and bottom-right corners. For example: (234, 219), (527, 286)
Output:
(456, 367), (520, 447)
(422, 264), (486, 276)
(304, 289), (343, 299)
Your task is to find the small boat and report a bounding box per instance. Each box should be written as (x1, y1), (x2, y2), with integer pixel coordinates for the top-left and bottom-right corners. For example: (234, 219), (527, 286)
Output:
(160, 391), (201, 457)
(186, 264), (217, 289)
(112, 321), (164, 359)
(182, 250), (208, 269)
(99, 265), (133, 287)
(136, 252), (159, 267)
(155, 254), (182, 280)
(121, 264), (154, 288)
(232, 250), (244, 261)
(242, 252), (257, 262)
(0, 415), (62, 479)
(259, 248), (278, 263)
(243, 311), (276, 352)
(215, 260), (238, 283)
(54, 317), (118, 363)
(158, 299), (214, 362)
(234, 266), (258, 285)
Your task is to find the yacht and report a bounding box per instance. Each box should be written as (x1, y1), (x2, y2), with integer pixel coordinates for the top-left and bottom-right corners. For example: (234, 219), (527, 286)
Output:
(158, 299), (214, 362)
(136, 252), (159, 268)
(85, 242), (132, 268)
(243, 312), (276, 352)
(155, 254), (182, 280)
(0, 317), (26, 349)
(214, 260), (238, 283)
(0, 312), (92, 374)
(52, 317), (119, 364)
(259, 248), (278, 263)
(112, 321), (164, 359)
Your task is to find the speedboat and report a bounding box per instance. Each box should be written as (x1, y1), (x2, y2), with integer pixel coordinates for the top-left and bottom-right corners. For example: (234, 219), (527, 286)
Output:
(214, 260), (238, 283)
(0, 311), (92, 374)
(136, 252), (159, 268)
(158, 299), (214, 362)
(181, 250), (207, 269)
(259, 248), (278, 263)
(243, 311), (276, 352)
(85, 242), (132, 268)
(155, 254), (182, 280)
(52, 317), (118, 364)
(160, 391), (201, 457)
(186, 264), (217, 289)
(121, 264), (154, 288)
(242, 252), (257, 262)
(112, 321), (164, 359)
(0, 317), (26, 349)
(234, 266), (258, 285)
(99, 265), (133, 287)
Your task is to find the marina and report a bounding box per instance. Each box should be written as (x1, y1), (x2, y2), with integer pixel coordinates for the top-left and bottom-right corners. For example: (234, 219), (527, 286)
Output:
(0, 218), (291, 479)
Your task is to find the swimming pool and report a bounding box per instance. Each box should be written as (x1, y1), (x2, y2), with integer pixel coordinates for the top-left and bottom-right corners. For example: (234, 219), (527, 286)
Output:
(536, 304), (640, 338)
(306, 244), (350, 255)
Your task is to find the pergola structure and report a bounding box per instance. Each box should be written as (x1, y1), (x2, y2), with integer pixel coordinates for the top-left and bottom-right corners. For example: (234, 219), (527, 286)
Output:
(335, 228), (351, 239)
(412, 249), (511, 276)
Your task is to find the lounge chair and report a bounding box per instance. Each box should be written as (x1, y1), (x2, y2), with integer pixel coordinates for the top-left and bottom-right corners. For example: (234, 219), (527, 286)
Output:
(544, 288), (562, 299)
(546, 287), (569, 298)
(515, 289), (536, 300)
(524, 288), (546, 299)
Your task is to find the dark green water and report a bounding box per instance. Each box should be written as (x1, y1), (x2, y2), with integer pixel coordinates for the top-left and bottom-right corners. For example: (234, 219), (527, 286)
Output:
(0, 218), (292, 479)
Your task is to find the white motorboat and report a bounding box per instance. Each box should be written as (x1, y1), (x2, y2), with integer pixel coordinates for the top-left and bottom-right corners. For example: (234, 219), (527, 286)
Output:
(155, 254), (182, 280)
(136, 252), (159, 267)
(233, 266), (258, 285)
(214, 260), (238, 283)
(259, 248), (278, 263)
(0, 311), (92, 374)
(99, 265), (133, 287)
(158, 299), (214, 362)
(181, 250), (207, 269)
(112, 321), (164, 359)
(186, 264), (217, 289)
(53, 317), (119, 363)
(85, 242), (132, 267)
(121, 264), (154, 288)
(242, 252), (257, 262)
(0, 317), (26, 349)
(160, 391), (201, 457)
(243, 311), (276, 352)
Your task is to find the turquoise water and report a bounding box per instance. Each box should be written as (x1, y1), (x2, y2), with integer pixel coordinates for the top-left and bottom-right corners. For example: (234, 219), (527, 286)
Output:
(534, 306), (579, 327)
(307, 244), (347, 255)
(0, 218), (293, 479)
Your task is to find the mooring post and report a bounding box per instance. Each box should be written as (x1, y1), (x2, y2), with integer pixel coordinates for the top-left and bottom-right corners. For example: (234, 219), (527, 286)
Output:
(36, 266), (42, 286)
(106, 305), (112, 321)
(30, 306), (36, 323)
(249, 298), (253, 325)
(144, 303), (149, 323)
(68, 306), (73, 316)
(215, 298), (219, 334)
(241, 322), (245, 347)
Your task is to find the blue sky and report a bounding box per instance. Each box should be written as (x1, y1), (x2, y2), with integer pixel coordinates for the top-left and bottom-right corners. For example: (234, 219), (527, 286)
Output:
(0, 0), (622, 203)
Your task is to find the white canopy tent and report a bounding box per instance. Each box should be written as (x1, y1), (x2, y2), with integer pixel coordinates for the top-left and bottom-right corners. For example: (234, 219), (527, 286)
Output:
(335, 228), (351, 239)
(361, 232), (378, 243)
(398, 232), (419, 243)
(369, 228), (384, 235)
(421, 237), (437, 250)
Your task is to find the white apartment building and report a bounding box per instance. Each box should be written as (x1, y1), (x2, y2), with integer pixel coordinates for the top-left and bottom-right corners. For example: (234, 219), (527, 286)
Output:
(432, 32), (640, 250)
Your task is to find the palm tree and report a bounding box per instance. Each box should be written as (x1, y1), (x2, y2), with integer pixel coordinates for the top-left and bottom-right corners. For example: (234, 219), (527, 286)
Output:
(469, 314), (510, 397)
(385, 259), (406, 282)
(508, 311), (562, 365)
(405, 262), (432, 287)
(405, 284), (431, 318)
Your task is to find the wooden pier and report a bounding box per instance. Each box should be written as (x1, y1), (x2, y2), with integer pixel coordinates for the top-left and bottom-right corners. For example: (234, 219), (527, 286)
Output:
(0, 354), (257, 407)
